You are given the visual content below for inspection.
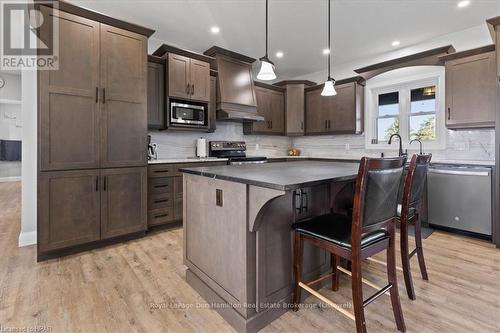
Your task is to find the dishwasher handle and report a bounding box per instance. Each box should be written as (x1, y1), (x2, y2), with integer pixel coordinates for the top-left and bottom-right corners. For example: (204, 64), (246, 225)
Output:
(428, 169), (490, 177)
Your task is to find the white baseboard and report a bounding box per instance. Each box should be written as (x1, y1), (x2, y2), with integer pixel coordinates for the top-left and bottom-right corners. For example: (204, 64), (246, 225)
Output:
(18, 231), (37, 247)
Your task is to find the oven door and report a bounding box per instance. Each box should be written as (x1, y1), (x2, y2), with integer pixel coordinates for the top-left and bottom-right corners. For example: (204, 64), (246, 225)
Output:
(170, 102), (206, 125)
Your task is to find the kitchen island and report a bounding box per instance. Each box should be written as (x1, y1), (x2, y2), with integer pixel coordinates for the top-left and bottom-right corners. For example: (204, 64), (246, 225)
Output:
(181, 161), (359, 333)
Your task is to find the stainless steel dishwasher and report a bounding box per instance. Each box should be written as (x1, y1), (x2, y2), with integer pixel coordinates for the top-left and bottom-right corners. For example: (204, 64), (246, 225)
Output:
(427, 165), (492, 237)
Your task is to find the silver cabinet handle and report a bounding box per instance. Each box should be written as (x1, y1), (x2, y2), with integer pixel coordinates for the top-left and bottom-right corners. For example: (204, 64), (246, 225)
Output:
(428, 169), (490, 177)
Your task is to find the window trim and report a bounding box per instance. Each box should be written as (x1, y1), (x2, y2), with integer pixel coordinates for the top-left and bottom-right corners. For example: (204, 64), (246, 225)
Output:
(364, 67), (446, 151)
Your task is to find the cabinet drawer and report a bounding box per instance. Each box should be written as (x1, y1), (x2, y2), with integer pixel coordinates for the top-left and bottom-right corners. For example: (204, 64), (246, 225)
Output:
(148, 164), (174, 178)
(148, 192), (173, 210)
(148, 207), (175, 227)
(148, 177), (173, 194)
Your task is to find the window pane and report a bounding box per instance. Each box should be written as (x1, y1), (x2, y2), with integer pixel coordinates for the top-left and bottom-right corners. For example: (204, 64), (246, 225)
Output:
(378, 92), (399, 116)
(410, 115), (436, 141)
(411, 86), (436, 113)
(377, 117), (399, 142)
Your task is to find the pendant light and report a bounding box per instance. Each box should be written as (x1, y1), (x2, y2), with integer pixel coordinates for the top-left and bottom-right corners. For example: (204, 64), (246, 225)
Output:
(321, 0), (337, 96)
(257, 0), (277, 81)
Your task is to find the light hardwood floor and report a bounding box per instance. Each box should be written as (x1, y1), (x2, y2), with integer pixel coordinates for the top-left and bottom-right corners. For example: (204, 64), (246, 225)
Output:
(1, 181), (499, 332)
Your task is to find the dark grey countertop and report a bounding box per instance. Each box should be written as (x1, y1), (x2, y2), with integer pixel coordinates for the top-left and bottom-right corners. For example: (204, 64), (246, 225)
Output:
(181, 161), (360, 191)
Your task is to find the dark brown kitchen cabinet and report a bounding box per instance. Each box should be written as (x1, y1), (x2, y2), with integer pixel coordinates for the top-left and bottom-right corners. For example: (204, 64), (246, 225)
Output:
(147, 161), (227, 227)
(167, 53), (210, 102)
(38, 8), (100, 171)
(444, 50), (496, 129)
(100, 167), (147, 239)
(243, 83), (285, 135)
(39, 9), (148, 171)
(100, 24), (148, 168)
(38, 167), (147, 253)
(38, 170), (101, 253)
(147, 56), (166, 129)
(208, 76), (217, 132)
(305, 78), (364, 135)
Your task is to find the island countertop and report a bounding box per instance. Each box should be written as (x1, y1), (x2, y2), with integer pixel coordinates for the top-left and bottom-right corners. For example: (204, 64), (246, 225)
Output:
(181, 160), (360, 190)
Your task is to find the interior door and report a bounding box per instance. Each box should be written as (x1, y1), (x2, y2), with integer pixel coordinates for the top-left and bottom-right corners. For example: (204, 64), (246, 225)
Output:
(101, 167), (147, 239)
(190, 59), (210, 102)
(38, 8), (100, 171)
(168, 53), (191, 99)
(253, 87), (271, 132)
(100, 24), (147, 168)
(38, 169), (101, 252)
(270, 90), (285, 133)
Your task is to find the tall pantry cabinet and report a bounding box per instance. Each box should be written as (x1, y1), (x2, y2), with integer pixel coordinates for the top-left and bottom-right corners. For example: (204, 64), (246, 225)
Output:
(37, 4), (154, 259)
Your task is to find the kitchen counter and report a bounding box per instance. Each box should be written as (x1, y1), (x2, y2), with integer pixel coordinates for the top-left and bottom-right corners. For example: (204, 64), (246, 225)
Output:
(181, 161), (359, 191)
(148, 157), (228, 164)
(181, 160), (359, 332)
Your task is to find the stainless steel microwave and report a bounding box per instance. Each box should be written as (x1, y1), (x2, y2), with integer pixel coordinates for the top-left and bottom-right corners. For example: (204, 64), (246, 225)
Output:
(170, 102), (206, 126)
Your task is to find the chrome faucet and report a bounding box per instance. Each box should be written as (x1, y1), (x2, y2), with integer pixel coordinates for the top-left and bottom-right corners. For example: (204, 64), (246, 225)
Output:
(388, 133), (405, 157)
(409, 139), (423, 154)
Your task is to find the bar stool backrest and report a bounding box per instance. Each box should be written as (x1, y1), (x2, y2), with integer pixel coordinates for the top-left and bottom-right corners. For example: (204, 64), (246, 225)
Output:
(402, 154), (432, 210)
(351, 156), (406, 242)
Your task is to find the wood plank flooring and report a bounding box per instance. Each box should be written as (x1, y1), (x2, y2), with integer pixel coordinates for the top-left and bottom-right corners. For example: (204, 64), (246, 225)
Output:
(1, 181), (499, 332)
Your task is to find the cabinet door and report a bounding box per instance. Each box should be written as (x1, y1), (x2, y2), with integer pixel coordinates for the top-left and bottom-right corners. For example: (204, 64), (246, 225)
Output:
(269, 90), (285, 133)
(100, 24), (148, 168)
(38, 8), (100, 171)
(305, 89), (327, 134)
(285, 84), (305, 135)
(190, 59), (210, 102)
(253, 87), (272, 132)
(38, 170), (101, 252)
(208, 76), (217, 132)
(445, 52), (496, 128)
(173, 176), (183, 221)
(330, 83), (356, 132)
(168, 53), (191, 99)
(147, 61), (165, 129)
(101, 167), (147, 239)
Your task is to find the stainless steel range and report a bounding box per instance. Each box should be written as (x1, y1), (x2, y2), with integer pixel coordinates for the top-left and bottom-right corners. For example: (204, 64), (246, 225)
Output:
(209, 141), (267, 165)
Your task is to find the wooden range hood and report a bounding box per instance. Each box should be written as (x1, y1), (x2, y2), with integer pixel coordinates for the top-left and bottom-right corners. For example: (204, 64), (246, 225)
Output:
(204, 46), (264, 122)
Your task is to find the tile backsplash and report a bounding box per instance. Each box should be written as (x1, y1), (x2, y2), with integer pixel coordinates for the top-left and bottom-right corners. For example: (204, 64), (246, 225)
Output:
(150, 123), (495, 162)
(149, 122), (290, 158)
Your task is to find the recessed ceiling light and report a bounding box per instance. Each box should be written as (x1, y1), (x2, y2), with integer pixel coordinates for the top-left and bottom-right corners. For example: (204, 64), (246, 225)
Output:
(392, 40), (401, 47)
(210, 26), (220, 34)
(275, 51), (284, 58)
(457, 0), (470, 8)
(322, 48), (330, 55)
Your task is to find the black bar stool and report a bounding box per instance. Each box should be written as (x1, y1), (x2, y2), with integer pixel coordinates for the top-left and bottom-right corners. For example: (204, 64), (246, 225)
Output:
(292, 156), (407, 333)
(398, 153), (432, 300)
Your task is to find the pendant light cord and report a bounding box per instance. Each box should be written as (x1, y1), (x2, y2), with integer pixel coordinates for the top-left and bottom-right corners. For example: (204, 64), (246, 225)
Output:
(327, 0), (331, 80)
(265, 0), (269, 58)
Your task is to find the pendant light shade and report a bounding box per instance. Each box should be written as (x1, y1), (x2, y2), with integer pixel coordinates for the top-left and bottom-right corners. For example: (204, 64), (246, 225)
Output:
(321, 78), (337, 96)
(257, 0), (277, 81)
(321, 0), (336, 96)
(257, 57), (276, 80)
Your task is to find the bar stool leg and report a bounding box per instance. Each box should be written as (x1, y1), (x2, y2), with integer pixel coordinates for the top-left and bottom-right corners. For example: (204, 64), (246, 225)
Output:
(388, 223), (406, 332)
(331, 254), (339, 291)
(414, 214), (429, 280)
(292, 232), (304, 311)
(351, 256), (367, 333)
(400, 216), (416, 300)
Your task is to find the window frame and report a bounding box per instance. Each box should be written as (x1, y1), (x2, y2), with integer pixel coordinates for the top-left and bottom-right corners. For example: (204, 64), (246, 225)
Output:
(365, 67), (445, 151)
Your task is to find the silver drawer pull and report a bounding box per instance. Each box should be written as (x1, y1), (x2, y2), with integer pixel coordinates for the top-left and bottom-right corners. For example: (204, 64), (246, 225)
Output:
(429, 169), (490, 177)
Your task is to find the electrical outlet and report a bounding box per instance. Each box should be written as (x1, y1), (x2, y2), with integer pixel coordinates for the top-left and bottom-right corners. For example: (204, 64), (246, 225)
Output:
(345, 143), (350, 151)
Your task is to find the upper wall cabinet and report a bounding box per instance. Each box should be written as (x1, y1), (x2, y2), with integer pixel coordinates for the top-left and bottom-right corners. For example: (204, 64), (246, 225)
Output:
(275, 80), (316, 136)
(167, 53), (210, 102)
(147, 56), (166, 129)
(304, 78), (364, 135)
(442, 46), (496, 129)
(38, 7), (148, 171)
(243, 83), (285, 135)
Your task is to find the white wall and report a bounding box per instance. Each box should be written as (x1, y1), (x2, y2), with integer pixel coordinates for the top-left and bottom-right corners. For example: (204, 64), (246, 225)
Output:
(19, 69), (37, 247)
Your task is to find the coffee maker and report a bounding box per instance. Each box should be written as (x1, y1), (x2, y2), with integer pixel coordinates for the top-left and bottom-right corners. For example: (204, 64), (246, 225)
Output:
(147, 135), (158, 161)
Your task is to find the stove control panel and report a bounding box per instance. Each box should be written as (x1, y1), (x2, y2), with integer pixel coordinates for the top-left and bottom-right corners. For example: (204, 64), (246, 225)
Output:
(210, 141), (246, 151)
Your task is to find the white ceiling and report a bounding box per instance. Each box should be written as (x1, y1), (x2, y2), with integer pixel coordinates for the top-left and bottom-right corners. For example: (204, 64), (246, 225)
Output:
(68, 0), (500, 79)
